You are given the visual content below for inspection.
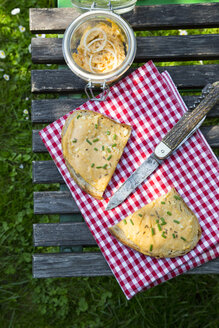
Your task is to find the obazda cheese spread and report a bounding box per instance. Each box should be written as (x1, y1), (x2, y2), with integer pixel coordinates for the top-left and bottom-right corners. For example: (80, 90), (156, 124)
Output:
(72, 21), (126, 74)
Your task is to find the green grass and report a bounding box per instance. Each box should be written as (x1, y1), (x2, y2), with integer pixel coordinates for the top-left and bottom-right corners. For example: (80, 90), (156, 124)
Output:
(0, 0), (218, 327)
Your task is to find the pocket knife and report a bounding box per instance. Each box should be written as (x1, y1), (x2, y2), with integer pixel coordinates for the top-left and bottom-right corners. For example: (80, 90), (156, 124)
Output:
(106, 81), (219, 210)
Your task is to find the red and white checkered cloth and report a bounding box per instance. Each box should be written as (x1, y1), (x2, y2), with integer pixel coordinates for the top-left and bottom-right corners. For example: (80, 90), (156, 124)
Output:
(39, 61), (219, 299)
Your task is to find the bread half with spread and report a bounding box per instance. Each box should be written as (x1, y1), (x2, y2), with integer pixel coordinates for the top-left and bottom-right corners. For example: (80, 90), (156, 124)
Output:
(61, 110), (131, 199)
(109, 188), (201, 258)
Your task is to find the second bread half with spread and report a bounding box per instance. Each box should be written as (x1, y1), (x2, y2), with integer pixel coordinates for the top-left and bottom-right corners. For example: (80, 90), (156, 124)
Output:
(109, 188), (201, 258)
(61, 110), (132, 199)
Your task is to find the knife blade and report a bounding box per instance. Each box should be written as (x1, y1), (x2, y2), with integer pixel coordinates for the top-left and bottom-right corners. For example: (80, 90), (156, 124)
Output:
(106, 81), (219, 210)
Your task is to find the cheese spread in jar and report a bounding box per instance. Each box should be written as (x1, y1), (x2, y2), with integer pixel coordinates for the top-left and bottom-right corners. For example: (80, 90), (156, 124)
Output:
(72, 21), (126, 74)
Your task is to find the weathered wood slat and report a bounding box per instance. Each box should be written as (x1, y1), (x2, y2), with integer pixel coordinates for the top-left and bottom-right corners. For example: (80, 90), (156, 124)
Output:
(34, 191), (80, 214)
(32, 154), (219, 184)
(29, 3), (219, 34)
(33, 222), (96, 246)
(33, 160), (63, 183)
(33, 253), (219, 278)
(31, 35), (219, 64)
(31, 34), (219, 64)
(31, 65), (219, 93)
(32, 97), (219, 123)
(33, 253), (112, 277)
(31, 99), (85, 123)
(201, 126), (219, 148)
(33, 126), (219, 153)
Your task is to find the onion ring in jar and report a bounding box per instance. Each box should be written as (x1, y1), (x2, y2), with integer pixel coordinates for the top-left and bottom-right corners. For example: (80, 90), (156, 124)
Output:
(89, 48), (118, 73)
(83, 28), (107, 53)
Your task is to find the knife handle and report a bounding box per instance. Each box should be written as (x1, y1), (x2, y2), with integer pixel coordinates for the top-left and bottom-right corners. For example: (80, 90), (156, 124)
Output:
(155, 81), (219, 159)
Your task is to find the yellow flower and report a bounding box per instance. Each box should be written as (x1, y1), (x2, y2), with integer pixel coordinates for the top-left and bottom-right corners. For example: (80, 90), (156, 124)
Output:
(0, 50), (6, 59)
(19, 25), (26, 33)
(3, 74), (10, 81)
(23, 109), (29, 115)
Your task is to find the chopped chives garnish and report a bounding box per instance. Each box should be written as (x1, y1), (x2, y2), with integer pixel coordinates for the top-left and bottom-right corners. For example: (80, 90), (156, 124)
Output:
(130, 219), (134, 225)
(86, 138), (92, 145)
(161, 232), (167, 239)
(138, 214), (143, 217)
(93, 138), (99, 143)
(77, 114), (82, 119)
(160, 217), (167, 225)
(102, 164), (108, 169)
(107, 155), (112, 161)
(96, 166), (102, 169)
(107, 148), (111, 153)
(167, 211), (172, 216)
(94, 147), (98, 151)
(151, 227), (155, 236)
(174, 220), (180, 224)
(174, 195), (181, 200)
(113, 134), (117, 140)
(150, 244), (153, 252)
(172, 233), (176, 239)
(112, 143), (117, 147)
(157, 223), (162, 231)
(161, 201), (166, 204)
(123, 219), (127, 225)
(102, 146), (105, 151)
(181, 237), (187, 241)
(72, 138), (77, 143)
(91, 163), (95, 168)
(156, 219), (159, 224)
(106, 131), (110, 135)
(95, 124), (98, 129)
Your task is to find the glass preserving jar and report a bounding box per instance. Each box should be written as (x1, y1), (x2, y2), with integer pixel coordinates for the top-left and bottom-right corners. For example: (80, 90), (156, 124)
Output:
(62, 2), (136, 101)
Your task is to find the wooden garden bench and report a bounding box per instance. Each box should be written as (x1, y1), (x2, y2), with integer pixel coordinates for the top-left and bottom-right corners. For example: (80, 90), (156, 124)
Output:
(30, 2), (219, 278)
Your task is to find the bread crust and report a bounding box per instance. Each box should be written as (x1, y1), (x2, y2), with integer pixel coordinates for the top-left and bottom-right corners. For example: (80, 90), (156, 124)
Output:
(61, 110), (131, 199)
(109, 188), (202, 258)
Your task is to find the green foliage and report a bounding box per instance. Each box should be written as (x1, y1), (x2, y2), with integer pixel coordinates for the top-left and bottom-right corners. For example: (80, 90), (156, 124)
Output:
(0, 0), (218, 327)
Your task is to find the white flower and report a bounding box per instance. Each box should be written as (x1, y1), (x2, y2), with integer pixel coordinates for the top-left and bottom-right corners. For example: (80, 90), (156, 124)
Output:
(19, 164), (24, 169)
(23, 109), (29, 115)
(46, 64), (52, 66)
(19, 25), (26, 33)
(25, 116), (29, 120)
(3, 74), (10, 81)
(11, 8), (20, 15)
(0, 50), (6, 59)
(25, 97), (29, 101)
(36, 34), (46, 38)
(199, 60), (204, 65)
(179, 29), (188, 36)
(28, 44), (31, 53)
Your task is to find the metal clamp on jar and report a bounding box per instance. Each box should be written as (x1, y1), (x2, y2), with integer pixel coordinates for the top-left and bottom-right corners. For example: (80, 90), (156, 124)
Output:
(62, 1), (137, 101)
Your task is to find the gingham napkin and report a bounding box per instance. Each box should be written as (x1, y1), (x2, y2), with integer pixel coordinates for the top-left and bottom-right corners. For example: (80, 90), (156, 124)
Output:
(39, 61), (219, 299)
